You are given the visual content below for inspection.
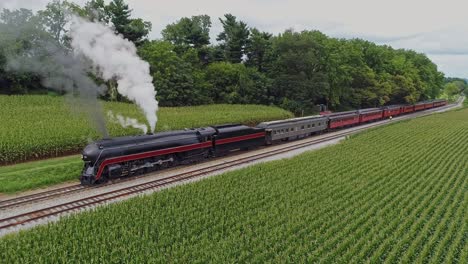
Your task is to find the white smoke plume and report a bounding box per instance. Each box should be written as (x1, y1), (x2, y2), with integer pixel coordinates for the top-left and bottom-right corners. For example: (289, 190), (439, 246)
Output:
(69, 16), (159, 133)
(108, 111), (148, 134)
(2, 16), (109, 137)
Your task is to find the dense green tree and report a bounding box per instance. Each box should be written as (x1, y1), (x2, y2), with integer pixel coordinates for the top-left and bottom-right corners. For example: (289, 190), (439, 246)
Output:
(204, 62), (270, 104)
(138, 41), (211, 106)
(443, 82), (461, 100)
(162, 15), (212, 63)
(321, 38), (357, 109)
(400, 50), (444, 100)
(37, 0), (68, 44)
(83, 0), (108, 22)
(38, 0), (85, 47)
(0, 8), (46, 94)
(162, 15), (211, 49)
(106, 0), (130, 32)
(245, 28), (272, 72)
(342, 40), (391, 108)
(217, 14), (250, 63)
(268, 30), (329, 114)
(105, 0), (151, 45)
(442, 78), (465, 100)
(450, 80), (467, 91)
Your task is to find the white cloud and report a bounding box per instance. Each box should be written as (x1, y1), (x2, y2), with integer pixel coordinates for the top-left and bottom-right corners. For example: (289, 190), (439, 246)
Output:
(3, 0), (468, 77)
(428, 55), (468, 78)
(385, 27), (468, 55)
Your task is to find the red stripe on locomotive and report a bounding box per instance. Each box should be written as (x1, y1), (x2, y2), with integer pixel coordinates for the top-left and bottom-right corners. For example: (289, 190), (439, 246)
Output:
(95, 132), (266, 180)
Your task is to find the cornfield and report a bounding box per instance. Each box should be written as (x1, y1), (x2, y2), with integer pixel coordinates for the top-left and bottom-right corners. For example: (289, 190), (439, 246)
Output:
(1, 103), (466, 262)
(0, 95), (292, 165)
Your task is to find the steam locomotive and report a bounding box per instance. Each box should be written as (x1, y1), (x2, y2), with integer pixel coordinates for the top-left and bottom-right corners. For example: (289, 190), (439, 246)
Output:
(80, 99), (447, 185)
(80, 124), (265, 184)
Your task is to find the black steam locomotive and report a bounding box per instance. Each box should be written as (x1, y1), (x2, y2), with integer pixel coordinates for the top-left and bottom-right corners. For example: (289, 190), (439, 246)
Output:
(80, 124), (265, 184)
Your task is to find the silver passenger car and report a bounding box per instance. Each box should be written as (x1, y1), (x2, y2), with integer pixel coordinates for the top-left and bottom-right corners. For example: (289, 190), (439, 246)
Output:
(257, 115), (328, 144)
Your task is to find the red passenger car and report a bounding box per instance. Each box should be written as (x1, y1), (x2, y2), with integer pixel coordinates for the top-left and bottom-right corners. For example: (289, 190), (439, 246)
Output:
(402, 105), (414, 114)
(326, 111), (360, 129)
(382, 105), (402, 118)
(359, 108), (383, 123)
(433, 99), (447, 107)
(414, 102), (425, 111)
(424, 101), (434, 109)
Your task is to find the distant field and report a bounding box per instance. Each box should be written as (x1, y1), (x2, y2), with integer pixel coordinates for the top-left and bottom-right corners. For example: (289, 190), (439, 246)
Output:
(1, 102), (466, 262)
(0, 95), (292, 165)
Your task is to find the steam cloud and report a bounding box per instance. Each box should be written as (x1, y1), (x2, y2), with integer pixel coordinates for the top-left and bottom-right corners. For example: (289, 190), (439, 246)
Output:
(3, 21), (109, 137)
(108, 111), (148, 134)
(70, 16), (159, 133)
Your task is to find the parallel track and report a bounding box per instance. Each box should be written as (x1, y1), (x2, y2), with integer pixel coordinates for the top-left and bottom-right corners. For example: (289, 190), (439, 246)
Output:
(0, 184), (85, 210)
(0, 102), (458, 232)
(0, 118), (375, 210)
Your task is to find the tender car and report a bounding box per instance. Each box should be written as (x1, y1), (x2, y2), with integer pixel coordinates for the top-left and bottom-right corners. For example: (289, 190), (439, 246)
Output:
(212, 124), (265, 153)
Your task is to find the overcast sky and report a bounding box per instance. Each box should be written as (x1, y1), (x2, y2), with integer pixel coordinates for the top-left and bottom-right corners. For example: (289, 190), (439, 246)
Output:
(2, 0), (467, 78)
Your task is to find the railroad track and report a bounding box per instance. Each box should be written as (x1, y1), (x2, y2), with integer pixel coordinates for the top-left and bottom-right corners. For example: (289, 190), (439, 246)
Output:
(0, 118), (375, 210)
(0, 184), (86, 210)
(0, 124), (378, 231)
(0, 101), (459, 210)
(0, 102), (459, 232)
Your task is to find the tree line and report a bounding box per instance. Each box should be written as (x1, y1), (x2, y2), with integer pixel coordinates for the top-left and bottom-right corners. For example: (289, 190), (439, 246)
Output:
(0, 0), (450, 114)
(442, 77), (467, 101)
